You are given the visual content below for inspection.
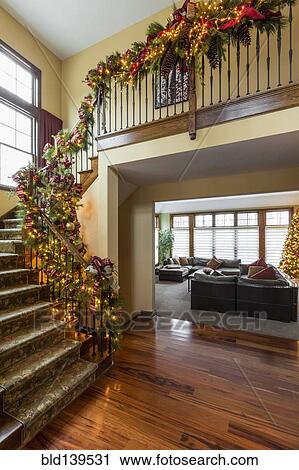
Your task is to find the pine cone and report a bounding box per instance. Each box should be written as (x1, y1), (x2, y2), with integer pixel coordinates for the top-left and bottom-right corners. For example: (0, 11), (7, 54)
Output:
(207, 36), (220, 70)
(161, 47), (177, 77)
(237, 24), (251, 48)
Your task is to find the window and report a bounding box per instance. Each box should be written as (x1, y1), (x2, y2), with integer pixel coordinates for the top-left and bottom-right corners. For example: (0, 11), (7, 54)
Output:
(194, 211), (259, 263)
(265, 210), (290, 266)
(236, 212), (259, 263)
(155, 215), (159, 265)
(172, 215), (190, 257)
(0, 41), (40, 187)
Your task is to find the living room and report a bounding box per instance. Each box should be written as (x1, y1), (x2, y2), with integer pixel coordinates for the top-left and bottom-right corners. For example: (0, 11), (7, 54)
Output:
(155, 191), (299, 338)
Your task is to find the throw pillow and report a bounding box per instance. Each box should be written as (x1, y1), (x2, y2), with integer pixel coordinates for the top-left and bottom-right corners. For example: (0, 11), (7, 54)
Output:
(251, 266), (277, 280)
(203, 267), (213, 275)
(173, 256), (180, 265)
(167, 258), (174, 264)
(207, 257), (223, 270)
(179, 256), (188, 266)
(250, 258), (267, 268)
(248, 266), (264, 278)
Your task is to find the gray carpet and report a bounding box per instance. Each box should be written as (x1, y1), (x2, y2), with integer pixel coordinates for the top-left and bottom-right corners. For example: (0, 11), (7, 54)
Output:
(155, 278), (299, 340)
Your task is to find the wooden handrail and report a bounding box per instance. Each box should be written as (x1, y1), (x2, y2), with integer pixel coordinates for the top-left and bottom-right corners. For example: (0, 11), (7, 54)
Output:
(39, 210), (89, 268)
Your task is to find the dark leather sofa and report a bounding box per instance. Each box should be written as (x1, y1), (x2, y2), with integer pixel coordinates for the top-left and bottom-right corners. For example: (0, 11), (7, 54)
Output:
(159, 256), (241, 282)
(191, 265), (298, 323)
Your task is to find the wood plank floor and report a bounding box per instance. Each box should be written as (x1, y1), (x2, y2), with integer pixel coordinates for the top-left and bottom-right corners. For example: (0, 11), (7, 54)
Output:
(26, 319), (299, 450)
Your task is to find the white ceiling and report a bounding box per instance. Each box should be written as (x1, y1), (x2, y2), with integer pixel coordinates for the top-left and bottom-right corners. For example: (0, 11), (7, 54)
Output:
(0, 0), (171, 59)
(114, 130), (299, 186)
(155, 191), (299, 214)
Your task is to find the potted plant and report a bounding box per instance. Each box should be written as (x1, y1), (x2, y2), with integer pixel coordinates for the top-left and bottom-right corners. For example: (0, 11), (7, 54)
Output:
(158, 229), (174, 265)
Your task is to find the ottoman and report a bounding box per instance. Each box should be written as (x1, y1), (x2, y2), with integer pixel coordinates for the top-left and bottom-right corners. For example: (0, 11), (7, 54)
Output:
(159, 267), (189, 282)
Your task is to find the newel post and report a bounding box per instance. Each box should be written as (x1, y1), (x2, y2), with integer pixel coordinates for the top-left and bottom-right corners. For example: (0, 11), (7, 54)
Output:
(188, 57), (197, 140)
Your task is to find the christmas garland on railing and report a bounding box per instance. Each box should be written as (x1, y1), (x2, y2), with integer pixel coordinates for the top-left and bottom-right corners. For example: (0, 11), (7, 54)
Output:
(85, 0), (294, 97)
(13, 95), (123, 350)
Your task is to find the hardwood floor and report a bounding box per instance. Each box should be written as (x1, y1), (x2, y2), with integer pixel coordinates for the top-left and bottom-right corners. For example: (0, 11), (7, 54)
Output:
(26, 319), (299, 450)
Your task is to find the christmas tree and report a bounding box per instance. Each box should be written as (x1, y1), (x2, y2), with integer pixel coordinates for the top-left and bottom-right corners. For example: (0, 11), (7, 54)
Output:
(280, 209), (299, 279)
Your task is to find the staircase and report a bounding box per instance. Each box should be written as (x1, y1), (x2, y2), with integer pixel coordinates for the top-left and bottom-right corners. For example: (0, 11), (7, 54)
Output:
(0, 212), (97, 449)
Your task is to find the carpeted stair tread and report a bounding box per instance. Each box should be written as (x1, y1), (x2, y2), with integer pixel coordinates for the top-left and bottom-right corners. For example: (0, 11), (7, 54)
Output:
(0, 269), (29, 276)
(8, 360), (97, 434)
(2, 219), (22, 224)
(1, 339), (81, 394)
(0, 253), (18, 259)
(0, 320), (64, 357)
(0, 301), (51, 326)
(0, 240), (23, 254)
(0, 284), (41, 297)
(0, 229), (22, 235)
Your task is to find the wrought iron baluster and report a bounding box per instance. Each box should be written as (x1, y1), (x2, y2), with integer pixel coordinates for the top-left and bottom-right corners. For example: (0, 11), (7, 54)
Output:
(132, 84), (136, 126)
(159, 65), (162, 118)
(277, 10), (282, 87)
(126, 84), (129, 128)
(145, 73), (148, 123)
(138, 74), (142, 124)
(120, 83), (123, 129)
(166, 75), (169, 117)
(97, 90), (101, 136)
(289, 2), (293, 83)
(236, 38), (240, 98)
(174, 63), (177, 114)
(266, 31), (271, 90)
(152, 74), (155, 121)
(256, 30), (260, 92)
(218, 60), (222, 103)
(227, 34), (231, 101)
(114, 78), (117, 131)
(246, 44), (250, 95)
(181, 58), (184, 113)
(201, 54), (205, 107)
(109, 78), (112, 132)
(210, 67), (213, 105)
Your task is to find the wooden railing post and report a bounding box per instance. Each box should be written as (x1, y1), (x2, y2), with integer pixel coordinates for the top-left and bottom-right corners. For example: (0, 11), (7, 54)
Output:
(188, 58), (197, 140)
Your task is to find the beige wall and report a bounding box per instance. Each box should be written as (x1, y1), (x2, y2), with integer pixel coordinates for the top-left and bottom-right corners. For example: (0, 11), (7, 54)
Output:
(0, 190), (18, 217)
(0, 7), (62, 118)
(61, 5), (173, 128)
(119, 167), (299, 313)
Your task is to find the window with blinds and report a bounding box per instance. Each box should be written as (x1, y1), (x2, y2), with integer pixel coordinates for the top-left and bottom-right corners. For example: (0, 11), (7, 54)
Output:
(155, 216), (159, 265)
(172, 216), (190, 257)
(194, 211), (259, 263)
(265, 210), (290, 266)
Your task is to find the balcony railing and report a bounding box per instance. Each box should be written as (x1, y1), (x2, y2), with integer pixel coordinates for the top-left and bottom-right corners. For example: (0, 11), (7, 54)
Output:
(96, 2), (299, 150)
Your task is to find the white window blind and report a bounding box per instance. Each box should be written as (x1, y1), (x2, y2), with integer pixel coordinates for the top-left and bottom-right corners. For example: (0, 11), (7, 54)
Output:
(172, 229), (190, 257)
(236, 228), (259, 263)
(265, 210), (290, 267)
(214, 229), (235, 259)
(194, 229), (213, 258)
(265, 227), (288, 266)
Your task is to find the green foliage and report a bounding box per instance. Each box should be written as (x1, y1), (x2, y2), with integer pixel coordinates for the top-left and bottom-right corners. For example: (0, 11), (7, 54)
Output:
(158, 229), (174, 264)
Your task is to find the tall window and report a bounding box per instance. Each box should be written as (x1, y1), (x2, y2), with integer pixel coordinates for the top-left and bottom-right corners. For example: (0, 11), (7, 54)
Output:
(194, 211), (259, 263)
(155, 215), (159, 265)
(265, 210), (290, 266)
(0, 41), (40, 187)
(172, 215), (190, 257)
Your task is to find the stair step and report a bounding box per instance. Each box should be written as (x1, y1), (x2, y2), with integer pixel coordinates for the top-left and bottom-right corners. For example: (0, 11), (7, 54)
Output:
(0, 320), (64, 371)
(0, 229), (22, 241)
(0, 284), (43, 311)
(0, 301), (52, 337)
(1, 340), (81, 409)
(0, 240), (24, 255)
(9, 359), (97, 446)
(0, 414), (23, 450)
(0, 253), (18, 271)
(2, 219), (22, 229)
(0, 269), (29, 289)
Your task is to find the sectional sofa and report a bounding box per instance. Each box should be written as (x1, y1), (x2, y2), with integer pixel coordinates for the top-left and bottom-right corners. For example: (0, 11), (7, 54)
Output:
(191, 264), (298, 323)
(159, 256), (241, 282)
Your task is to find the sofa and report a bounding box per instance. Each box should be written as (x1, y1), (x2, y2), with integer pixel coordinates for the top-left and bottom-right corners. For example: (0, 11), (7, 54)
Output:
(159, 256), (241, 282)
(191, 264), (298, 323)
